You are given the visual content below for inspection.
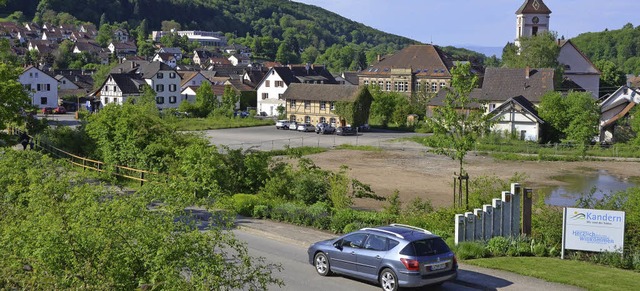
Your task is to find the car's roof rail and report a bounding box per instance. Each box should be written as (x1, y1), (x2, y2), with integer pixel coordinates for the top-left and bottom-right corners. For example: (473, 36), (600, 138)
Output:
(389, 223), (432, 234)
(361, 227), (404, 239)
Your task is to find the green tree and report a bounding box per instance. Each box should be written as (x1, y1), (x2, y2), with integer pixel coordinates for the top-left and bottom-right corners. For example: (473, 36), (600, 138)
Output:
(195, 81), (218, 117)
(96, 23), (114, 47)
(370, 87), (399, 127)
(595, 59), (626, 96)
(631, 107), (640, 145)
(0, 38), (18, 65)
(503, 32), (560, 69)
(220, 85), (239, 117)
(53, 39), (74, 69)
(0, 150), (283, 289)
(538, 91), (600, 155)
(0, 63), (31, 130)
(161, 20), (181, 31)
(427, 62), (493, 184)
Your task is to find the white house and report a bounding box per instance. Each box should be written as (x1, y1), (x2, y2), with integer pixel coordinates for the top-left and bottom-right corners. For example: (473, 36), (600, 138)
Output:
(228, 54), (250, 66)
(490, 96), (544, 141)
(179, 71), (211, 91)
(138, 62), (182, 110)
(558, 40), (601, 98)
(152, 53), (178, 68)
(598, 86), (640, 143)
(19, 66), (58, 109)
(98, 73), (145, 106)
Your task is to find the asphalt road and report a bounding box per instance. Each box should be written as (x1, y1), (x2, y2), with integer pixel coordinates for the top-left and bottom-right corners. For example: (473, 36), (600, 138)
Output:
(202, 125), (426, 151)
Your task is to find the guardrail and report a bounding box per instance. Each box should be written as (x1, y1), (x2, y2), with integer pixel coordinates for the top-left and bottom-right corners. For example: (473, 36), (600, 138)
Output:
(10, 128), (155, 185)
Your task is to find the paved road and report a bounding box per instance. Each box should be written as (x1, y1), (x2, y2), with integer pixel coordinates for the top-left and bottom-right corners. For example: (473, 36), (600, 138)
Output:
(235, 217), (585, 291)
(202, 125), (426, 151)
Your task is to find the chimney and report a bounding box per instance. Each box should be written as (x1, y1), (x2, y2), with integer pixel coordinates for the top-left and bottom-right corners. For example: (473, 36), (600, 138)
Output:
(377, 54), (381, 62)
(525, 66), (530, 79)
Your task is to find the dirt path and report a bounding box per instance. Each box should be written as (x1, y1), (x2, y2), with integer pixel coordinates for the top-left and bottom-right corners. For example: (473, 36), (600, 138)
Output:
(305, 148), (640, 210)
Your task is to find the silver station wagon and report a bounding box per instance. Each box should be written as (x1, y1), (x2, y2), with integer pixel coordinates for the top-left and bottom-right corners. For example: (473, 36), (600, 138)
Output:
(307, 224), (458, 291)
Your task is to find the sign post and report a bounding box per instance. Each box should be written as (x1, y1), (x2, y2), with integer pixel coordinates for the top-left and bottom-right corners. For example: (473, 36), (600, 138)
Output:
(561, 207), (625, 259)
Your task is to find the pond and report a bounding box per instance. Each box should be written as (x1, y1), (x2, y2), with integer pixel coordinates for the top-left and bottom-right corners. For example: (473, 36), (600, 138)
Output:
(540, 169), (639, 207)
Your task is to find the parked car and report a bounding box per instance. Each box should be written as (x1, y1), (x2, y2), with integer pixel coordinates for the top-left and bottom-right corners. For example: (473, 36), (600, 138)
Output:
(315, 122), (335, 134)
(288, 121), (299, 131)
(336, 126), (357, 136)
(358, 123), (371, 132)
(41, 107), (53, 114)
(53, 106), (66, 114)
(275, 120), (291, 129)
(307, 224), (458, 291)
(234, 111), (249, 118)
(297, 123), (316, 132)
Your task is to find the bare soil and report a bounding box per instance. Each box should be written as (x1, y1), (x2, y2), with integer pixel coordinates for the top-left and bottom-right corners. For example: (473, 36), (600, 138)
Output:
(305, 148), (640, 210)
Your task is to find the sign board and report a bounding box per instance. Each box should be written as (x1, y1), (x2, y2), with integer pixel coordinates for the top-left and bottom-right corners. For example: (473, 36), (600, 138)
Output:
(562, 207), (625, 255)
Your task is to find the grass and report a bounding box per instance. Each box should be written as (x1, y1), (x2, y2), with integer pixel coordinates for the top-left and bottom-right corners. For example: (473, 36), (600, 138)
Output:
(464, 257), (639, 291)
(335, 144), (382, 151)
(169, 116), (274, 131)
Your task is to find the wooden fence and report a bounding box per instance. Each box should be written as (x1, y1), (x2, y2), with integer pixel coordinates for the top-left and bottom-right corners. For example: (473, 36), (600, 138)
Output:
(11, 128), (155, 186)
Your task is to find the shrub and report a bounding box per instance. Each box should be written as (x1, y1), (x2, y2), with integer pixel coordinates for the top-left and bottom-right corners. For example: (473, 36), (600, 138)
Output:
(454, 242), (488, 259)
(307, 202), (331, 229)
(532, 242), (547, 257)
(252, 204), (271, 219)
(487, 237), (511, 256)
(231, 194), (260, 216)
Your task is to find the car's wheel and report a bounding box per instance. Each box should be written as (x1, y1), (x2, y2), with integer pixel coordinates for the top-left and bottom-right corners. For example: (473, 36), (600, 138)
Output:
(380, 268), (398, 291)
(314, 252), (332, 276)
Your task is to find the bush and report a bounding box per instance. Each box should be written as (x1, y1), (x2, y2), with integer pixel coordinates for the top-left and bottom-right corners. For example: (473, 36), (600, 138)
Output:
(487, 237), (511, 256)
(253, 204), (271, 219)
(532, 242), (547, 257)
(454, 242), (488, 259)
(231, 193), (260, 216)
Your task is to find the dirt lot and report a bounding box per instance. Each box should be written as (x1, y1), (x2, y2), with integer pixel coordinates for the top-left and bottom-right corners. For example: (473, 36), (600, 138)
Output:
(305, 148), (640, 210)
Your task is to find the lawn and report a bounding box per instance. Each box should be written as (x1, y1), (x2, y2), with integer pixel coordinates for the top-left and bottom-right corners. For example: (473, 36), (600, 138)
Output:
(169, 116), (274, 131)
(464, 257), (638, 291)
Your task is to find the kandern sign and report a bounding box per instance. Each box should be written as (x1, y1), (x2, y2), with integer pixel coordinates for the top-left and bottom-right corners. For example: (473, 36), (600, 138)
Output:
(561, 207), (625, 259)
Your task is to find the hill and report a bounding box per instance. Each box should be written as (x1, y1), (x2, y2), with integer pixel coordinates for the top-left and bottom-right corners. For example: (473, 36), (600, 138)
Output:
(1, 0), (486, 71)
(571, 23), (640, 74)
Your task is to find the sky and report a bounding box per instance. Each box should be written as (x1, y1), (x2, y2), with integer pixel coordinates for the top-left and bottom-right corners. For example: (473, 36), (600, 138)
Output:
(293, 0), (638, 50)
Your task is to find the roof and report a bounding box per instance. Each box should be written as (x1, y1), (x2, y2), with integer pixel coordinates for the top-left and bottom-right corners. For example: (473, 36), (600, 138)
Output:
(74, 41), (102, 53)
(490, 95), (544, 123)
(282, 84), (361, 101)
(108, 73), (145, 94)
(270, 64), (338, 86)
(516, 0), (552, 14)
(227, 79), (254, 91)
(139, 61), (177, 78)
(359, 45), (454, 78)
(474, 67), (554, 103)
(159, 47), (182, 54)
(342, 72), (360, 85)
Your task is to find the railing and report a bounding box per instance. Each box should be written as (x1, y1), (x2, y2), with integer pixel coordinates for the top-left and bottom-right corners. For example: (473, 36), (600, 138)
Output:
(11, 128), (155, 186)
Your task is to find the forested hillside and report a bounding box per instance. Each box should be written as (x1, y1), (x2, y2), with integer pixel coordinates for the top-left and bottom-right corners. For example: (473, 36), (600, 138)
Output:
(572, 23), (640, 75)
(1, 0), (487, 71)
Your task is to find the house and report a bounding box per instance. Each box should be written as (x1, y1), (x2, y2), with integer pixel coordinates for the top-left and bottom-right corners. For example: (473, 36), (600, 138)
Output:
(193, 49), (216, 66)
(41, 30), (62, 42)
(282, 84), (372, 127)
(152, 53), (178, 68)
(113, 28), (129, 43)
(256, 64), (338, 116)
(228, 54), (250, 66)
(158, 47), (182, 60)
(103, 61), (182, 110)
(18, 66), (59, 109)
(335, 72), (359, 85)
(557, 39), (601, 98)
(179, 71), (211, 90)
(97, 73), (145, 106)
(489, 96), (545, 141)
(73, 41), (103, 54)
(224, 44), (251, 57)
(358, 44), (455, 95)
(53, 69), (95, 101)
(79, 23), (97, 36)
(108, 41), (137, 57)
(598, 86), (640, 143)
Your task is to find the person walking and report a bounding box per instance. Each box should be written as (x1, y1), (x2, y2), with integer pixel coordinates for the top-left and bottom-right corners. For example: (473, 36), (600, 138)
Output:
(20, 132), (29, 150)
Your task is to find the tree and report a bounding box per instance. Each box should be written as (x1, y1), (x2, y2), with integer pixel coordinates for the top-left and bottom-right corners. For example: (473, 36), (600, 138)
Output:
(221, 85), (239, 117)
(194, 81), (218, 117)
(161, 20), (181, 31)
(503, 32), (560, 69)
(595, 60), (626, 96)
(96, 23), (114, 47)
(0, 63), (31, 130)
(427, 62), (493, 206)
(0, 150), (283, 289)
(538, 91), (600, 155)
(370, 87), (399, 127)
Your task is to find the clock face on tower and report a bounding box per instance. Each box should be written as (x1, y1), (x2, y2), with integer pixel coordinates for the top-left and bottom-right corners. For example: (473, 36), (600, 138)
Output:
(532, 16), (540, 24)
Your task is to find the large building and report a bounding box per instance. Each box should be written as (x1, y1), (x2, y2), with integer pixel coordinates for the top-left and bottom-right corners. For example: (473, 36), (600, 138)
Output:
(152, 30), (227, 47)
(358, 44), (455, 96)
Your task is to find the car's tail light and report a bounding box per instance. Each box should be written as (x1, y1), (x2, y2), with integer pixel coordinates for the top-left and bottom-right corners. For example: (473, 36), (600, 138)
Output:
(453, 255), (458, 267)
(400, 258), (420, 271)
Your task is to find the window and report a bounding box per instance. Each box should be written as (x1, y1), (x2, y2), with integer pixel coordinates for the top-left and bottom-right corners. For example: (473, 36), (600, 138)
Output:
(431, 83), (438, 92)
(104, 98), (109, 104)
(265, 80), (270, 87)
(394, 81), (399, 91)
(275, 81), (284, 87)
(329, 118), (336, 126)
(320, 101), (326, 110)
(398, 82), (405, 92)
(157, 73), (163, 79)
(489, 104), (496, 112)
(37, 84), (41, 91)
(40, 97), (47, 105)
(169, 84), (176, 92)
(440, 82), (446, 89)
(305, 116), (311, 123)
(386, 81), (391, 91)
(364, 235), (387, 251)
(290, 100), (296, 108)
(35, 72), (38, 78)
(169, 72), (176, 78)
(330, 101), (335, 110)
(290, 115), (296, 121)
(320, 117), (326, 123)
(29, 72), (33, 77)
(404, 82), (409, 92)
(364, 80), (369, 86)
(169, 96), (177, 103)
(262, 93), (268, 100)
(278, 93), (283, 99)
(304, 100), (310, 109)
(338, 233), (368, 249)
(156, 84), (164, 92)
(156, 96), (165, 104)
(378, 81), (383, 87)
(192, 80), (196, 85)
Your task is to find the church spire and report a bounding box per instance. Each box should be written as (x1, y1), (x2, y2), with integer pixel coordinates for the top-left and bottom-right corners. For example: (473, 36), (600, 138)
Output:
(516, 0), (552, 15)
(515, 0), (552, 46)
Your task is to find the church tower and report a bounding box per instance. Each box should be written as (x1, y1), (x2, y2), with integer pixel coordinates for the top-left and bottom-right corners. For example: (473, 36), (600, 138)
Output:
(515, 0), (552, 47)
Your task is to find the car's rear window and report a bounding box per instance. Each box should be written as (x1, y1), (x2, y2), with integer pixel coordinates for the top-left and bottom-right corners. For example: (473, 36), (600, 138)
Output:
(399, 238), (451, 256)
